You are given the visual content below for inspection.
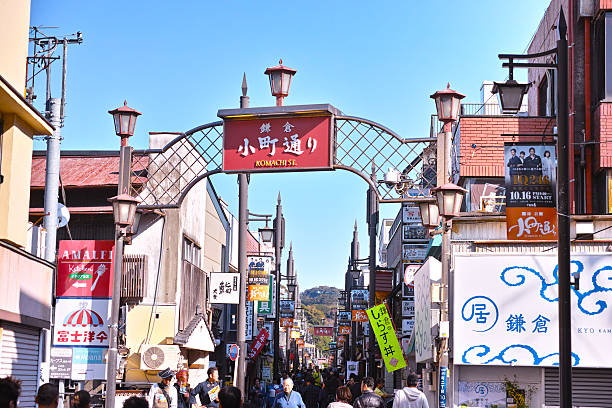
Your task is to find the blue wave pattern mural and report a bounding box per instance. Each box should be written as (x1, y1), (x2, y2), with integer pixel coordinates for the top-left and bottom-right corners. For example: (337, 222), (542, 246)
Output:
(462, 344), (580, 366)
(500, 261), (612, 315)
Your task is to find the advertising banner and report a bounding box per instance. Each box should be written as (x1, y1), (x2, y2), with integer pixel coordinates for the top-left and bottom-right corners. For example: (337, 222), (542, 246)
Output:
(338, 311), (351, 323)
(247, 328), (269, 360)
(313, 326), (333, 336)
(351, 310), (368, 322)
(366, 303), (406, 372)
(257, 275), (275, 315)
(350, 289), (369, 310)
(56, 240), (114, 298)
(209, 273), (240, 304)
(454, 254), (612, 367)
(504, 143), (557, 240)
(247, 256), (273, 301)
(53, 298), (111, 347)
(222, 114), (333, 173)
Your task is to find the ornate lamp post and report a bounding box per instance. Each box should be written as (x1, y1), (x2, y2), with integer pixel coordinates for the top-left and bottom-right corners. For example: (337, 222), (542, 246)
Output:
(106, 101), (140, 408)
(265, 59), (297, 106)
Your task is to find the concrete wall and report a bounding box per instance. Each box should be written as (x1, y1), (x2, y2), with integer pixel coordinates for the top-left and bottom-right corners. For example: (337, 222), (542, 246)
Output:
(203, 186), (225, 273)
(0, 0), (30, 90)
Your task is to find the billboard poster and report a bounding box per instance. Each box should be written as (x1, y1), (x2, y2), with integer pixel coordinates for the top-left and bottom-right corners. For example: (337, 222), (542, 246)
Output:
(313, 326), (333, 336)
(209, 273), (240, 304)
(56, 240), (114, 298)
(257, 275), (275, 315)
(454, 254), (612, 367)
(350, 289), (369, 310)
(53, 298), (111, 347)
(366, 303), (407, 372)
(504, 143), (557, 240)
(222, 114), (333, 173)
(247, 256), (272, 301)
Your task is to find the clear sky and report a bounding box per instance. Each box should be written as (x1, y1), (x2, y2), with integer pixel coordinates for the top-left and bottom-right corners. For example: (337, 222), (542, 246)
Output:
(30, 0), (550, 290)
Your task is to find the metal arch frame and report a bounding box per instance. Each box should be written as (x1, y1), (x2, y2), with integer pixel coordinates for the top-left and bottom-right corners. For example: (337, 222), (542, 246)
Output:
(135, 116), (437, 209)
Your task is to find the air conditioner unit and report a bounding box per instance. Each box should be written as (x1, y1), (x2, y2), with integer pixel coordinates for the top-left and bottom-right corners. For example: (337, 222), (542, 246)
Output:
(140, 345), (181, 371)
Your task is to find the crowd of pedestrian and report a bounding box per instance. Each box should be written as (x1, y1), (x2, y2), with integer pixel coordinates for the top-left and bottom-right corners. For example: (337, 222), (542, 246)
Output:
(0, 366), (427, 408)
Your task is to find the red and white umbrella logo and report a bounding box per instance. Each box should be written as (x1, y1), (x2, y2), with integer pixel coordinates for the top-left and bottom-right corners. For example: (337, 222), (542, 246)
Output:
(62, 302), (104, 327)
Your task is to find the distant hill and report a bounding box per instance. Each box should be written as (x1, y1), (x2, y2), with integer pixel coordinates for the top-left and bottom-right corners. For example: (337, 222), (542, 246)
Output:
(301, 286), (341, 307)
(301, 286), (341, 352)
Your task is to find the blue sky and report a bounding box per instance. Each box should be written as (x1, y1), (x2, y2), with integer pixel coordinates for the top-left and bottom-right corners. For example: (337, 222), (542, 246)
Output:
(30, 0), (549, 290)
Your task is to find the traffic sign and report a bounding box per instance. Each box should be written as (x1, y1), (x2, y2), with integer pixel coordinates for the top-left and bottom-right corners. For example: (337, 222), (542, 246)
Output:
(228, 344), (239, 361)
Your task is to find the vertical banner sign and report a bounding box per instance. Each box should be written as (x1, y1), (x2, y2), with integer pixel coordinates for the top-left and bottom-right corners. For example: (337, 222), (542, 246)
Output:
(247, 256), (273, 301)
(257, 275), (274, 315)
(247, 328), (269, 360)
(209, 273), (240, 304)
(439, 366), (448, 408)
(280, 300), (295, 328)
(366, 303), (407, 372)
(57, 240), (114, 297)
(504, 143), (557, 240)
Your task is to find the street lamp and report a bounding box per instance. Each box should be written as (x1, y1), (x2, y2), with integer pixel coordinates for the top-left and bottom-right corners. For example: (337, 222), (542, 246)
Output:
(259, 227), (274, 244)
(431, 183), (467, 219)
(418, 200), (440, 229)
(264, 59), (297, 106)
(108, 193), (140, 227)
(108, 100), (141, 146)
(491, 80), (531, 114)
(430, 83), (465, 124)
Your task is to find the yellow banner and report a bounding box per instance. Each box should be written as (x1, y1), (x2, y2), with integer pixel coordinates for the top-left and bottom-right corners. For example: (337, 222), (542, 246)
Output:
(291, 329), (301, 339)
(366, 303), (406, 373)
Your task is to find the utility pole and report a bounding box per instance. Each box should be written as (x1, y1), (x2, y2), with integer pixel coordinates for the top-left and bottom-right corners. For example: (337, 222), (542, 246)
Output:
(367, 166), (378, 376)
(273, 193), (284, 380)
(236, 73), (249, 394)
(285, 243), (294, 372)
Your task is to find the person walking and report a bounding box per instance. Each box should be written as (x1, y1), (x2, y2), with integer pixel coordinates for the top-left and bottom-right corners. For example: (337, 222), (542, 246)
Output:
(301, 376), (320, 408)
(327, 387), (352, 408)
(347, 375), (360, 404)
(191, 367), (221, 408)
(249, 379), (265, 408)
(352, 378), (384, 408)
(148, 368), (178, 408)
(174, 369), (192, 408)
(36, 383), (59, 408)
(273, 378), (306, 408)
(392, 373), (428, 408)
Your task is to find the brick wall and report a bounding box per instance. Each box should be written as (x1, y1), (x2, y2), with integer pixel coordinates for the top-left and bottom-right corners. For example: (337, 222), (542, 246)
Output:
(457, 116), (556, 178)
(595, 102), (612, 168)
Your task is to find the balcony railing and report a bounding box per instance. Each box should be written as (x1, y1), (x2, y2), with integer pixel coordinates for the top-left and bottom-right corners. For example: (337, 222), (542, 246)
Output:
(179, 260), (207, 331)
(121, 254), (147, 301)
(460, 103), (504, 116)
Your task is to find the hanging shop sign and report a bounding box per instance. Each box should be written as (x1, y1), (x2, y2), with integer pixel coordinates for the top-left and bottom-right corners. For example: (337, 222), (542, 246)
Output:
(280, 318), (294, 328)
(257, 275), (275, 316)
(402, 206), (421, 223)
(338, 325), (351, 335)
(375, 291), (390, 305)
(314, 326), (334, 336)
(49, 348), (72, 379)
(402, 244), (428, 261)
(454, 254), (612, 367)
(246, 301), (254, 340)
(209, 273), (240, 304)
(504, 143), (557, 240)
(53, 298), (111, 347)
(56, 240), (114, 298)
(290, 329), (301, 339)
(352, 310), (368, 322)
(219, 105), (338, 173)
(414, 258), (441, 363)
(366, 303), (407, 372)
(279, 300), (295, 318)
(338, 311), (351, 323)
(404, 264), (421, 287)
(247, 328), (269, 360)
(401, 319), (414, 337)
(402, 300), (415, 317)
(247, 255), (273, 301)
(350, 289), (369, 310)
(403, 224), (428, 242)
(296, 338), (305, 349)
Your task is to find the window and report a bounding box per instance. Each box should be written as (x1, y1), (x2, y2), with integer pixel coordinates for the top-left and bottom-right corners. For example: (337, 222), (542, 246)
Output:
(182, 236), (201, 268)
(593, 12), (612, 101)
(537, 70), (556, 116)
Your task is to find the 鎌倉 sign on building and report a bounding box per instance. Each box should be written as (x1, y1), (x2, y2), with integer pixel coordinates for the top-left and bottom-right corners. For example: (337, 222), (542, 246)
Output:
(219, 104), (339, 173)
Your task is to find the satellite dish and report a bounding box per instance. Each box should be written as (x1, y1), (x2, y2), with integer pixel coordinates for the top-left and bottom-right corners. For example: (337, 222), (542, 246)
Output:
(57, 203), (70, 228)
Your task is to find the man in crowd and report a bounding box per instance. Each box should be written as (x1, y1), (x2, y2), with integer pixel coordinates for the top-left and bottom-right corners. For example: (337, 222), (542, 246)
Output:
(174, 369), (192, 408)
(36, 384), (59, 408)
(191, 367), (221, 408)
(274, 378), (306, 408)
(0, 377), (21, 408)
(300, 376), (320, 408)
(219, 386), (242, 408)
(72, 390), (91, 408)
(347, 374), (361, 403)
(392, 373), (428, 408)
(148, 368), (178, 408)
(123, 396), (149, 408)
(352, 377), (384, 408)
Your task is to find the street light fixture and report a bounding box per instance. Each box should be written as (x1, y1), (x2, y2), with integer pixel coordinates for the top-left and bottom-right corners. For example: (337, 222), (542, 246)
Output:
(430, 83), (465, 123)
(264, 59), (297, 107)
(259, 227), (275, 244)
(418, 200), (440, 228)
(431, 183), (468, 219)
(491, 80), (531, 114)
(108, 101), (141, 145)
(108, 193), (140, 228)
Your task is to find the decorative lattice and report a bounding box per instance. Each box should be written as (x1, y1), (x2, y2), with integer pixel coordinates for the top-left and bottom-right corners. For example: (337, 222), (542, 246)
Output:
(133, 117), (437, 209)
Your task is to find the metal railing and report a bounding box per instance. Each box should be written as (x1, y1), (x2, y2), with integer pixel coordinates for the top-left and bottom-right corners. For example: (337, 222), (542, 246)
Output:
(460, 103), (504, 116)
(121, 254), (147, 301)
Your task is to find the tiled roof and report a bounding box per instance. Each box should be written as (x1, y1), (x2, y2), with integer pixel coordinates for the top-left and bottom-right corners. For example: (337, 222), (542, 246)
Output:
(30, 152), (149, 188)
